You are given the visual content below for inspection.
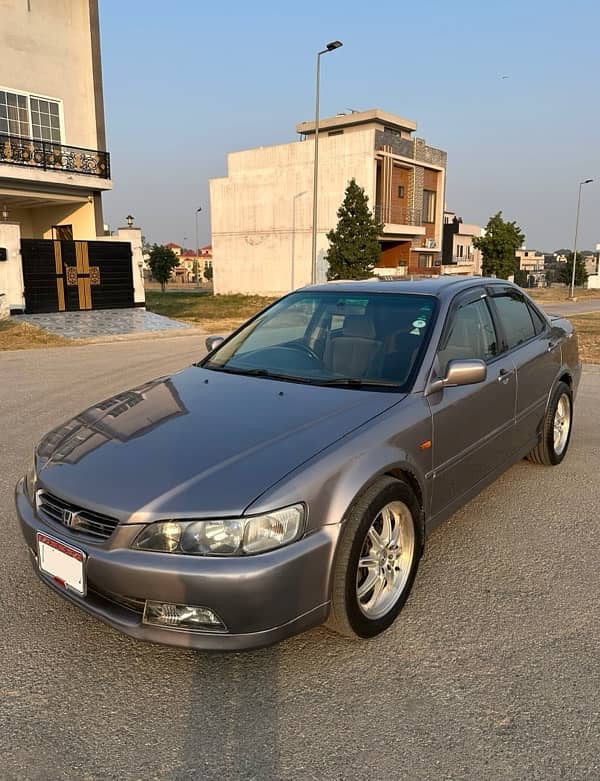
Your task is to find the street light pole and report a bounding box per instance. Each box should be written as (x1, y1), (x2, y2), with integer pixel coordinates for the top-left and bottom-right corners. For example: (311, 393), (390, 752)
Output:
(311, 40), (343, 284)
(195, 206), (202, 287)
(570, 179), (593, 298)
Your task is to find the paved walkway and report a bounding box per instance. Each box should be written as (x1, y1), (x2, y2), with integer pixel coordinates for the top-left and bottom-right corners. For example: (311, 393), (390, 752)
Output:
(14, 308), (190, 339)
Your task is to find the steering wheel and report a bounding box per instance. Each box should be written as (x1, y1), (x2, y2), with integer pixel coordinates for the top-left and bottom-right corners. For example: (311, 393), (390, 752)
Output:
(277, 343), (323, 364)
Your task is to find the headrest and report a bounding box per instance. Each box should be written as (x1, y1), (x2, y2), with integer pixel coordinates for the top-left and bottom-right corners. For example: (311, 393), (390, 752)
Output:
(343, 315), (376, 339)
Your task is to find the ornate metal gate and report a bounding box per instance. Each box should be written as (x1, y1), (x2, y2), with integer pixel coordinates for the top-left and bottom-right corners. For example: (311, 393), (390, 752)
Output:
(21, 239), (134, 313)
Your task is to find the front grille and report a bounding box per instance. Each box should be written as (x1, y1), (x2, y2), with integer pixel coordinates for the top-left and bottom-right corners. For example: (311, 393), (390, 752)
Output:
(36, 490), (119, 541)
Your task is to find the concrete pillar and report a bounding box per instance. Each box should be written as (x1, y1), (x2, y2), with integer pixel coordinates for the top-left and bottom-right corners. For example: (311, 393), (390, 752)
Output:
(96, 227), (145, 306)
(115, 228), (145, 305)
(0, 222), (25, 312)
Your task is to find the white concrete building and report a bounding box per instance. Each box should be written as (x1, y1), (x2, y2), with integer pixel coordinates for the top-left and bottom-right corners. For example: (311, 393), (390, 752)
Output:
(210, 109), (447, 296)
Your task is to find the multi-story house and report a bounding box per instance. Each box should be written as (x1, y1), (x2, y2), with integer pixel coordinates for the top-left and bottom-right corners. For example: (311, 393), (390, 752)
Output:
(516, 249), (546, 286)
(0, 0), (143, 314)
(210, 109), (447, 295)
(441, 211), (483, 275)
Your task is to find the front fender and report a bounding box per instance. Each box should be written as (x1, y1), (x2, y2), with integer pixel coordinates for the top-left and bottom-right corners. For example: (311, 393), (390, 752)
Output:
(245, 394), (432, 534)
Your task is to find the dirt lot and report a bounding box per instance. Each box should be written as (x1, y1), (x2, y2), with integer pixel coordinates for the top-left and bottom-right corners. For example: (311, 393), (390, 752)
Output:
(145, 291), (277, 332)
(570, 313), (600, 363)
(0, 320), (70, 351)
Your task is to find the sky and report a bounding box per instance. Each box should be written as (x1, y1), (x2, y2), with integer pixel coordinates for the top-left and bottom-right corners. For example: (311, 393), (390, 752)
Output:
(99, 0), (600, 253)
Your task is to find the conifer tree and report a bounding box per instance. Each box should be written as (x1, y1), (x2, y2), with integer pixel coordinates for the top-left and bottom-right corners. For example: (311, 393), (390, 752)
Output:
(326, 179), (383, 280)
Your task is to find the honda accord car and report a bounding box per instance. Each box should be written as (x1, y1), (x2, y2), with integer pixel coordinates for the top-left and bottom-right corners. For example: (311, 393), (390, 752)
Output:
(16, 278), (581, 650)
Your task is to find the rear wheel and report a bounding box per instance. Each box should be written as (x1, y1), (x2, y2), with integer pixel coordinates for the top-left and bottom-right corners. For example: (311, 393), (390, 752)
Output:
(527, 381), (573, 466)
(326, 476), (422, 639)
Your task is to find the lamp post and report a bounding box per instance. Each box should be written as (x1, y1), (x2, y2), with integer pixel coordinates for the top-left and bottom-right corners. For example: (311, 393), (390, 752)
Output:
(126, 214), (134, 228)
(311, 40), (343, 284)
(195, 206), (202, 287)
(570, 179), (593, 298)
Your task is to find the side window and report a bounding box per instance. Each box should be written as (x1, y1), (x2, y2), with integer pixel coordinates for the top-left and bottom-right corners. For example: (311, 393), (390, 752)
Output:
(493, 292), (536, 349)
(438, 298), (498, 373)
(527, 302), (548, 335)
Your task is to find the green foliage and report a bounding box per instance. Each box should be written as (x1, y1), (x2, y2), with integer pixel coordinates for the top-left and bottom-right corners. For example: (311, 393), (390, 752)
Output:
(472, 211), (525, 280)
(204, 264), (214, 281)
(326, 179), (383, 280)
(148, 244), (179, 292)
(559, 252), (588, 287)
(513, 269), (528, 288)
(192, 258), (199, 281)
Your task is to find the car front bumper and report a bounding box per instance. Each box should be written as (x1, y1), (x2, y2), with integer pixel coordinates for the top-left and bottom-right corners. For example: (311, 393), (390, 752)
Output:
(15, 480), (338, 651)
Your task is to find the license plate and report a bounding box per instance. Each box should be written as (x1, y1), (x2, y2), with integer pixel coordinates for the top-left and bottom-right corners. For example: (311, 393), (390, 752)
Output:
(37, 533), (86, 596)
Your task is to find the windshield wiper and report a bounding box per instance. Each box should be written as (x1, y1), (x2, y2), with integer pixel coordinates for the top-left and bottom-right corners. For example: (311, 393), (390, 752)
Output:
(204, 365), (312, 383)
(311, 378), (402, 389)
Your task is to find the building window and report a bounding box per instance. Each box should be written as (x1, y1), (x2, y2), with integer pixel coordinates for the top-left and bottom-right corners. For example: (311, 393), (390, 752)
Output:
(418, 254), (429, 268)
(0, 89), (62, 143)
(397, 185), (405, 198)
(423, 189), (436, 223)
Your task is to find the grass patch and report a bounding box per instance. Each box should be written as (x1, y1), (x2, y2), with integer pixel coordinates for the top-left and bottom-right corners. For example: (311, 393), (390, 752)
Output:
(0, 320), (71, 351)
(570, 313), (600, 364)
(145, 291), (278, 332)
(529, 288), (600, 303)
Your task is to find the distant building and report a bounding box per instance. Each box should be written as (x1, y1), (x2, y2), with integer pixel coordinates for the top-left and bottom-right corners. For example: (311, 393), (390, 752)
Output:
(210, 109), (447, 295)
(516, 249), (546, 286)
(441, 211), (483, 275)
(165, 242), (182, 257)
(170, 245), (212, 282)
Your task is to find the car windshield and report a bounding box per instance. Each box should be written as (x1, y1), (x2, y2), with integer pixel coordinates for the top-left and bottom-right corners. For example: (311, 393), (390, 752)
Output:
(202, 290), (437, 390)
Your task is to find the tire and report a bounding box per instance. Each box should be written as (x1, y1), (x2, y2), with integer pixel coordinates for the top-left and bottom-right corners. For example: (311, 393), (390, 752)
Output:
(527, 381), (573, 466)
(326, 476), (423, 639)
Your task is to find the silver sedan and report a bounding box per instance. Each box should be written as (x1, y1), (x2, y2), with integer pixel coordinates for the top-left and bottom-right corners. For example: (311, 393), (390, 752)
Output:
(16, 278), (581, 650)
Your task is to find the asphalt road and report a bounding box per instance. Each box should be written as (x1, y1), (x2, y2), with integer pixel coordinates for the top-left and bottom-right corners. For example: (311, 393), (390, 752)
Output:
(1, 336), (599, 781)
(539, 299), (600, 316)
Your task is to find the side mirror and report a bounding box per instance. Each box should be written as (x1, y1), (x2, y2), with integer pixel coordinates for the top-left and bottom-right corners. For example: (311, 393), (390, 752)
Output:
(205, 335), (225, 353)
(426, 359), (487, 396)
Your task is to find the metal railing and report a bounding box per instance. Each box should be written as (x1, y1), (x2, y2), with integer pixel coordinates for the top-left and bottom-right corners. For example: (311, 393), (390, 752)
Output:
(0, 133), (110, 178)
(373, 204), (422, 226)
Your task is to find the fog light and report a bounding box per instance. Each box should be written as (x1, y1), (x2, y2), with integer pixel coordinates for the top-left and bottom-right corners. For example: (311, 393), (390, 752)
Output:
(143, 601), (227, 632)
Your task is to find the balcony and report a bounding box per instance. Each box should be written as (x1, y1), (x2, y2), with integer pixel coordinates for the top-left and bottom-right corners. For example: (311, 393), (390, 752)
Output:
(0, 133), (110, 179)
(373, 204), (422, 226)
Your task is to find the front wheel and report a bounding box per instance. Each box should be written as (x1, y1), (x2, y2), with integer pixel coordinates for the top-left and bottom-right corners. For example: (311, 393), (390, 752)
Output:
(527, 381), (573, 466)
(326, 476), (423, 639)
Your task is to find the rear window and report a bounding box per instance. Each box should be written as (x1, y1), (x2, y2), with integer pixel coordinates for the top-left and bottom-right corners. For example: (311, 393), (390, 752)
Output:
(492, 291), (536, 349)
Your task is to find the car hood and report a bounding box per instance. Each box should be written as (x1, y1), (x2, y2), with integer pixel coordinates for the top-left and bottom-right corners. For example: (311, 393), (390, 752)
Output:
(36, 366), (403, 520)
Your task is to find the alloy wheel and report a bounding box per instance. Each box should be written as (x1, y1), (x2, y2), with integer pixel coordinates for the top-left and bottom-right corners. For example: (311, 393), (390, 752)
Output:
(356, 500), (415, 620)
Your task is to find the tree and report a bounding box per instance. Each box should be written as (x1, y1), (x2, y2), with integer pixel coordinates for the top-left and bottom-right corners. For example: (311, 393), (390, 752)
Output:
(192, 258), (199, 282)
(558, 252), (588, 288)
(472, 212), (525, 280)
(513, 269), (528, 288)
(148, 244), (179, 292)
(203, 264), (213, 282)
(325, 179), (383, 280)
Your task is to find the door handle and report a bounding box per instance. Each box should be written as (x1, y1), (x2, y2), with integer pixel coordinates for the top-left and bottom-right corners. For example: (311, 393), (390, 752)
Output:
(497, 368), (514, 383)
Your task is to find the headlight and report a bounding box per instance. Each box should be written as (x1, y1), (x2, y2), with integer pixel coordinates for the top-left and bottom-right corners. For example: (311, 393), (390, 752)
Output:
(133, 504), (305, 556)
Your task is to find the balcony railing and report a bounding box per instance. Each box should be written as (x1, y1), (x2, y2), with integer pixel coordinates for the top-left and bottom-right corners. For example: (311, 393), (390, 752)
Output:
(374, 204), (422, 226)
(0, 133), (110, 179)
(407, 264), (441, 276)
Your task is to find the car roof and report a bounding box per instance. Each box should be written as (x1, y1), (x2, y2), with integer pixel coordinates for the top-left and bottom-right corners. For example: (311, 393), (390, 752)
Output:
(306, 277), (512, 300)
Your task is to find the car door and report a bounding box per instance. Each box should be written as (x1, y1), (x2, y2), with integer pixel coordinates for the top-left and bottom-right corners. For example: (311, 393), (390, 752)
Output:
(487, 287), (561, 449)
(427, 288), (517, 518)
